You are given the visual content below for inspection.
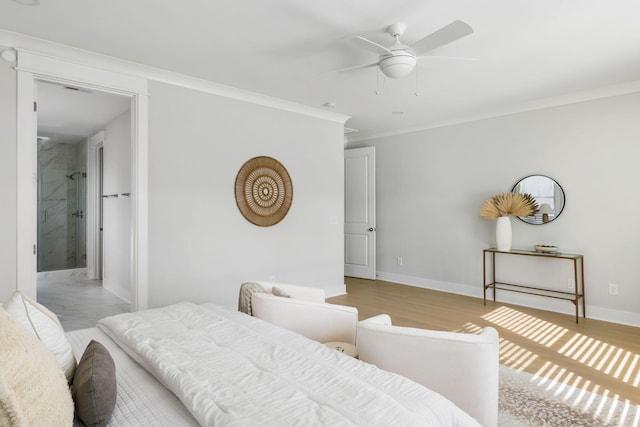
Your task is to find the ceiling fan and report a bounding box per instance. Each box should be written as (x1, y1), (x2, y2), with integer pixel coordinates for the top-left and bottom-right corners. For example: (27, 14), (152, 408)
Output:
(340, 20), (473, 79)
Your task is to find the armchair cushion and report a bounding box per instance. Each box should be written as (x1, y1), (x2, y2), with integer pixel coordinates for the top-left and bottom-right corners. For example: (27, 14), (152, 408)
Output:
(250, 284), (357, 345)
(249, 281), (325, 303)
(357, 316), (499, 427)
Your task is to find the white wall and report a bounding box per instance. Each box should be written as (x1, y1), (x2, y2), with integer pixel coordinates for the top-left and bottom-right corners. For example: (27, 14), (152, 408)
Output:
(147, 81), (345, 308)
(102, 111), (132, 303)
(0, 49), (17, 302)
(346, 93), (640, 326)
(0, 38), (346, 309)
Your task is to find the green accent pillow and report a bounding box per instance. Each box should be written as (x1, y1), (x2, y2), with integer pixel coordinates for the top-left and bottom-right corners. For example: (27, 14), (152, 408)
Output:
(72, 340), (117, 427)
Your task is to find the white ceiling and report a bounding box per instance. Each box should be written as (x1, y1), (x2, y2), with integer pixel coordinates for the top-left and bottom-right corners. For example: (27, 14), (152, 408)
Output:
(2, 0), (640, 141)
(37, 81), (130, 144)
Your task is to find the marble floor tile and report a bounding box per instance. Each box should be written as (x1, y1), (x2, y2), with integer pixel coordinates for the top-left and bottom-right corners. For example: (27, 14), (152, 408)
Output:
(37, 274), (130, 331)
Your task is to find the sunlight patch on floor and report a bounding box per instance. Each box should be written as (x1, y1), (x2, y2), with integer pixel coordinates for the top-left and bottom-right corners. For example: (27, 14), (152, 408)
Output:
(483, 306), (640, 391)
(531, 361), (640, 425)
(481, 305), (640, 425)
(482, 305), (568, 347)
(454, 322), (483, 334)
(558, 333), (640, 386)
(455, 321), (539, 370)
(499, 337), (539, 370)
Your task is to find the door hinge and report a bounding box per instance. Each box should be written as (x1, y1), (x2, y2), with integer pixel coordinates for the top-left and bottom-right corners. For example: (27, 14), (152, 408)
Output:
(33, 101), (37, 112)
(33, 244), (37, 255)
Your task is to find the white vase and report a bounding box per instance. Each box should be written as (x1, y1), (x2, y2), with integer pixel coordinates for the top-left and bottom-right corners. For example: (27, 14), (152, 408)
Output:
(496, 216), (512, 251)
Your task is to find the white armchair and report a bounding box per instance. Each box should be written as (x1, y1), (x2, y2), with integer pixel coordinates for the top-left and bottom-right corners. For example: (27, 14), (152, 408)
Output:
(247, 282), (358, 345)
(357, 314), (499, 427)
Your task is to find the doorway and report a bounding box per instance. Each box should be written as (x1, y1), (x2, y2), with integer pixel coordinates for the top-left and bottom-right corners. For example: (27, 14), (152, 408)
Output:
(16, 50), (149, 311)
(34, 80), (131, 329)
(344, 146), (377, 280)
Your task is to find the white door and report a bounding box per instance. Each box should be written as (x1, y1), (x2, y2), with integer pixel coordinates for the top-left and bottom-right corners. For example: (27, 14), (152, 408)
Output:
(344, 147), (376, 279)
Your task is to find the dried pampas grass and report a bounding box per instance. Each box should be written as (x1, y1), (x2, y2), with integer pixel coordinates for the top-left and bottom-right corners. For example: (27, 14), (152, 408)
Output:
(480, 192), (538, 219)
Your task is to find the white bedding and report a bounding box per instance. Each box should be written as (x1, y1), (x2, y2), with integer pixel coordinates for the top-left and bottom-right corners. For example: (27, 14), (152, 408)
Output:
(97, 302), (480, 427)
(67, 328), (199, 426)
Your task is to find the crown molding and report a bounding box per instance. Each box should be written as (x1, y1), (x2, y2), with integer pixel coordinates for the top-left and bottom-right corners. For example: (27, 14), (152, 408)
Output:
(0, 29), (350, 125)
(346, 79), (640, 143)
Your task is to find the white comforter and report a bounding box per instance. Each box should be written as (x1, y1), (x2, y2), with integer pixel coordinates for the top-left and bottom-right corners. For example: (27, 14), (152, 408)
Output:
(98, 302), (480, 427)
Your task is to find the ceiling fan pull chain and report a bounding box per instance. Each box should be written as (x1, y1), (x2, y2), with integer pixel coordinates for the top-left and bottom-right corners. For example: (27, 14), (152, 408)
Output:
(415, 66), (420, 96)
(375, 68), (381, 95)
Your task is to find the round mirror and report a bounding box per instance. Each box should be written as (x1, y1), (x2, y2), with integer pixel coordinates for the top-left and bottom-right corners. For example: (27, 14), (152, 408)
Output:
(512, 175), (565, 225)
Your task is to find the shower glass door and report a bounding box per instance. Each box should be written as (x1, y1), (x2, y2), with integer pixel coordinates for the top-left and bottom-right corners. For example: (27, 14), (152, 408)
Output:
(37, 139), (87, 272)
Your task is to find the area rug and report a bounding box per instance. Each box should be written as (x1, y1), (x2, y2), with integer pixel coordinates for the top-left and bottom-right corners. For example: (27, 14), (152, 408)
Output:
(498, 365), (639, 426)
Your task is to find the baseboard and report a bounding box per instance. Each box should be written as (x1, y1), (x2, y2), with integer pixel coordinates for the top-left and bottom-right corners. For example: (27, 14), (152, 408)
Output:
(325, 283), (347, 299)
(376, 271), (640, 328)
(37, 268), (87, 279)
(376, 271), (480, 299)
(586, 306), (640, 328)
(103, 283), (132, 305)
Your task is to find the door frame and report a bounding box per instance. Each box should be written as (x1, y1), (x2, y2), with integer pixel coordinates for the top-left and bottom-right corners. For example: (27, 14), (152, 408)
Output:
(86, 131), (105, 280)
(16, 50), (149, 311)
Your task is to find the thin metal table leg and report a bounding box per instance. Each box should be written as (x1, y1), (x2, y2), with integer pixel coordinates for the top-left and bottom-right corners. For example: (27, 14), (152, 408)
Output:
(581, 257), (586, 318)
(483, 250), (487, 306)
(573, 259), (579, 323)
(492, 252), (496, 302)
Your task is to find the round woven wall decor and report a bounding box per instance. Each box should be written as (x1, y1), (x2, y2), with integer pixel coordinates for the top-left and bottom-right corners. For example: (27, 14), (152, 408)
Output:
(235, 156), (293, 227)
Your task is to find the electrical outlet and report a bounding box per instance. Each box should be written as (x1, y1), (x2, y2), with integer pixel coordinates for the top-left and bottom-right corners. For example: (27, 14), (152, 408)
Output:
(567, 278), (575, 289)
(397, 257), (403, 267)
(609, 283), (618, 296)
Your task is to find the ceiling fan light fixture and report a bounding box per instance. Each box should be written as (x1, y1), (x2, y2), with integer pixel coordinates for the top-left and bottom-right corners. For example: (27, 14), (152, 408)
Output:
(341, 20), (473, 82)
(379, 54), (416, 79)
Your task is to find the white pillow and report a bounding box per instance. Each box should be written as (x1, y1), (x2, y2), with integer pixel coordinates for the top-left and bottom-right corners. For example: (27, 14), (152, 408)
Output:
(0, 307), (74, 425)
(272, 286), (291, 298)
(3, 291), (77, 382)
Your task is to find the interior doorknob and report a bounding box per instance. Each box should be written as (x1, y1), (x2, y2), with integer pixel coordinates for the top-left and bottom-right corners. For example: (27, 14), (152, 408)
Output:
(368, 227), (375, 232)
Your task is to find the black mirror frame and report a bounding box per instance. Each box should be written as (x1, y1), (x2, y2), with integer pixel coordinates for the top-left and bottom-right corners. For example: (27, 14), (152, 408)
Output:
(511, 175), (565, 225)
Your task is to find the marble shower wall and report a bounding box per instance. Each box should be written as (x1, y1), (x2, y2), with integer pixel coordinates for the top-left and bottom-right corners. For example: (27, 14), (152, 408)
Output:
(37, 139), (87, 272)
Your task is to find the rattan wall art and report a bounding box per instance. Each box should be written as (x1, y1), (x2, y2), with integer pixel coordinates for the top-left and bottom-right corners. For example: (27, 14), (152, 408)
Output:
(234, 156), (293, 227)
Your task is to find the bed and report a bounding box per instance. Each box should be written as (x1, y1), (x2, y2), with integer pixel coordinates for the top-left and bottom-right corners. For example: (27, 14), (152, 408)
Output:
(1, 291), (481, 426)
(65, 302), (480, 426)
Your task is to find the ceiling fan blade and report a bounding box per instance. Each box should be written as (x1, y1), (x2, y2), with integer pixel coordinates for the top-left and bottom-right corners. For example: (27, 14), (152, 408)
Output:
(332, 62), (380, 74)
(351, 36), (393, 56)
(410, 20), (473, 55)
(416, 55), (476, 61)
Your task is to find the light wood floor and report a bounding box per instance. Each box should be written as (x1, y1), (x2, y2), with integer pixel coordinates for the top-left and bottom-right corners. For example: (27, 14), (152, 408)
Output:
(328, 277), (640, 407)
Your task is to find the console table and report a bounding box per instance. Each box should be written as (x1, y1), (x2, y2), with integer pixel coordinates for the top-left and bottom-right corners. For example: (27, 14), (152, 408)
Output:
(483, 248), (585, 323)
